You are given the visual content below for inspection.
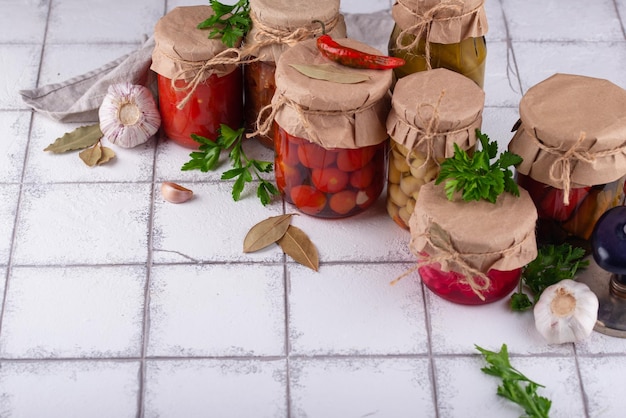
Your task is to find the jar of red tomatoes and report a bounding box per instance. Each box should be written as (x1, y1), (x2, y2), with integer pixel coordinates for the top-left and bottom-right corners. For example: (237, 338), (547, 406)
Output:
(386, 68), (484, 229)
(409, 182), (538, 305)
(388, 0), (488, 87)
(259, 38), (392, 218)
(244, 0), (346, 148)
(151, 6), (243, 148)
(508, 73), (626, 252)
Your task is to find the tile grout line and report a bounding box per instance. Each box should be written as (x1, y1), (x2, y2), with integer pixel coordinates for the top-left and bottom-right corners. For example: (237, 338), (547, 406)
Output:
(613, 0), (626, 40)
(280, 198), (294, 418)
(572, 344), (592, 418)
(421, 287), (441, 418)
(498, 0), (525, 98)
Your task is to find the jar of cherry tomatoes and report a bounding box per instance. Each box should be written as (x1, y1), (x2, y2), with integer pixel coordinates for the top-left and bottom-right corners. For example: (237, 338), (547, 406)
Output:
(388, 0), (488, 87)
(260, 38), (392, 218)
(386, 68), (484, 229)
(409, 182), (538, 305)
(244, 0), (346, 148)
(151, 6), (243, 148)
(508, 73), (626, 252)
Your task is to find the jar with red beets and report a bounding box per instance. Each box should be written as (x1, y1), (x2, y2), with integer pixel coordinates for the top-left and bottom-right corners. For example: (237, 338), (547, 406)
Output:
(508, 73), (626, 252)
(409, 182), (538, 305)
(264, 39), (392, 218)
(151, 6), (243, 148)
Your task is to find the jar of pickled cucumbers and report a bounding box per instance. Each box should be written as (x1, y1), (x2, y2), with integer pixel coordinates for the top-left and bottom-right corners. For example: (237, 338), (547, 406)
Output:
(409, 182), (538, 305)
(509, 73), (626, 252)
(386, 68), (484, 229)
(152, 6), (243, 149)
(388, 0), (488, 87)
(263, 39), (392, 218)
(244, 0), (346, 148)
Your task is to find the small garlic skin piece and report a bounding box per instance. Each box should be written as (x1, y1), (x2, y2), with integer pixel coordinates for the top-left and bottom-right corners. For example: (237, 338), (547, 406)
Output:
(533, 279), (599, 344)
(161, 182), (193, 204)
(99, 82), (161, 148)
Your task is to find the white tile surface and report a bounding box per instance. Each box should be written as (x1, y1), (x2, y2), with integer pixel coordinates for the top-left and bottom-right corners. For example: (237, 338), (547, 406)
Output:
(483, 41), (523, 107)
(144, 359), (287, 418)
(0, 185), (19, 264)
(0, 44), (42, 110)
(0, 111), (30, 183)
(0, 360), (140, 418)
(578, 356), (626, 418)
(0, 0), (49, 44)
(1, 266), (145, 358)
(147, 264), (285, 357)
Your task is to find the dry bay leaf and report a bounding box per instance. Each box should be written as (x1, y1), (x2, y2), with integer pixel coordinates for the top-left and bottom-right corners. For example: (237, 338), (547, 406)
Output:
(44, 123), (103, 153)
(243, 214), (294, 253)
(289, 64), (370, 84)
(97, 146), (116, 165)
(278, 225), (319, 271)
(79, 142), (102, 167)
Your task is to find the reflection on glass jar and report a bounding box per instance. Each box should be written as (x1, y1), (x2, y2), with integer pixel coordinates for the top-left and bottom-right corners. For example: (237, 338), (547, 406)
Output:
(274, 123), (387, 218)
(244, 61), (277, 148)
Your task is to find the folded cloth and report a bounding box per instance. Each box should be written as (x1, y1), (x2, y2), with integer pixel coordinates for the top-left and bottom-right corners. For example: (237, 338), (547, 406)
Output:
(19, 36), (156, 123)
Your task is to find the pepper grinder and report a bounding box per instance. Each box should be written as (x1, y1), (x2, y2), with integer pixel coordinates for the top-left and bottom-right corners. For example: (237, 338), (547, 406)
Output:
(578, 206), (626, 337)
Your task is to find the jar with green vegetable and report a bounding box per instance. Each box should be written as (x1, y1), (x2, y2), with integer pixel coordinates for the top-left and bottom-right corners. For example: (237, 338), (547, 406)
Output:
(244, 0), (346, 148)
(508, 73), (626, 252)
(388, 0), (488, 87)
(386, 68), (484, 229)
(256, 38), (392, 218)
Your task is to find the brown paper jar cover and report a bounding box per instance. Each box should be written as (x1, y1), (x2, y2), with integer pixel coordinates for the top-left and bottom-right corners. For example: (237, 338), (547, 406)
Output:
(151, 6), (239, 83)
(391, 0), (488, 44)
(246, 0), (346, 63)
(409, 182), (538, 273)
(509, 73), (626, 189)
(386, 68), (484, 158)
(272, 39), (392, 149)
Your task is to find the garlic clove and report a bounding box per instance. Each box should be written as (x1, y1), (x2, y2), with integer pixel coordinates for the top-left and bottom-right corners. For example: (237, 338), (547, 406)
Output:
(533, 279), (599, 344)
(99, 82), (161, 148)
(161, 182), (193, 204)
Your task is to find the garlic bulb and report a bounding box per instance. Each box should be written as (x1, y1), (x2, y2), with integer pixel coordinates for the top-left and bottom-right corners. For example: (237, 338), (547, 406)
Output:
(534, 279), (599, 344)
(99, 82), (161, 148)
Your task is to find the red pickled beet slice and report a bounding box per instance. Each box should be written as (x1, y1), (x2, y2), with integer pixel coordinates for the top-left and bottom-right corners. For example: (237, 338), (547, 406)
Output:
(312, 167), (349, 193)
(297, 143), (337, 168)
(329, 190), (357, 215)
(538, 186), (592, 221)
(290, 185), (327, 215)
(336, 147), (376, 172)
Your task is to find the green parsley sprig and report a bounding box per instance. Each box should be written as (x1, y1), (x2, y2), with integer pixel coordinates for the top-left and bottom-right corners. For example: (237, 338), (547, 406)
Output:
(197, 0), (251, 48)
(181, 124), (279, 206)
(435, 129), (523, 203)
(510, 243), (589, 311)
(476, 344), (551, 418)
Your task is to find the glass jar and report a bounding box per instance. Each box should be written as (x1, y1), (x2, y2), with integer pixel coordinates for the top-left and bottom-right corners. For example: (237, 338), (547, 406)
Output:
(409, 182), (538, 305)
(244, 0), (346, 148)
(388, 0), (488, 87)
(151, 6), (243, 149)
(386, 68), (485, 228)
(509, 73), (626, 252)
(275, 123), (386, 218)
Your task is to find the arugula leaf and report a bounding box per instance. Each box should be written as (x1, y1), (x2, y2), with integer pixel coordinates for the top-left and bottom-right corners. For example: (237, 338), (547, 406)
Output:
(476, 344), (551, 418)
(435, 130), (522, 203)
(181, 124), (279, 206)
(197, 0), (251, 48)
(510, 243), (589, 311)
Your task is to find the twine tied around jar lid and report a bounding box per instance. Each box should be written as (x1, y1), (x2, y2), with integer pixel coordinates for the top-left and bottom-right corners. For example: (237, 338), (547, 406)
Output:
(401, 91), (446, 169)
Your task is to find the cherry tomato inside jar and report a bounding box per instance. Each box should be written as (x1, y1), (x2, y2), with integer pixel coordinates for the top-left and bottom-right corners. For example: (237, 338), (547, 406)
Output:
(274, 123), (386, 218)
(418, 263), (522, 305)
(157, 69), (243, 149)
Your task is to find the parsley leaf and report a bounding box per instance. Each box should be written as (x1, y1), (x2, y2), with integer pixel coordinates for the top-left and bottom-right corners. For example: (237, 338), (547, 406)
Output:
(435, 129), (523, 203)
(476, 344), (551, 418)
(510, 243), (589, 311)
(197, 0), (251, 48)
(181, 124), (279, 206)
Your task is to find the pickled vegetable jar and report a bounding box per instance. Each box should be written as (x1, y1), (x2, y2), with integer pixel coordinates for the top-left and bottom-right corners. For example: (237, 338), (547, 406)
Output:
(409, 182), (538, 305)
(508, 73), (626, 252)
(244, 0), (346, 148)
(267, 39), (392, 218)
(152, 6), (243, 148)
(388, 0), (488, 87)
(386, 68), (485, 228)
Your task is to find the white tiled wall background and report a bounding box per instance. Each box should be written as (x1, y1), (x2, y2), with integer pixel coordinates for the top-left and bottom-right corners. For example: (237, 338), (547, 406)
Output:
(1, 0), (626, 417)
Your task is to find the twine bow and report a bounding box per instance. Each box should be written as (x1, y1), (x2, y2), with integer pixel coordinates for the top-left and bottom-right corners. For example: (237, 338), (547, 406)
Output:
(403, 90), (446, 169)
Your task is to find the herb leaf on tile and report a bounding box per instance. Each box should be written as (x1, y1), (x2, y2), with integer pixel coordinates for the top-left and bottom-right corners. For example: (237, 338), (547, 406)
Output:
(243, 214), (294, 253)
(44, 124), (103, 153)
(277, 225), (319, 271)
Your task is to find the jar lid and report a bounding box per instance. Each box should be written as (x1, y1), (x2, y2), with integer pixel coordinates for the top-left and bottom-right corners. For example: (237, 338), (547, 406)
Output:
(409, 182), (538, 279)
(509, 73), (626, 189)
(151, 6), (238, 81)
(247, 0), (346, 62)
(387, 68), (484, 159)
(271, 38), (392, 149)
(391, 0), (488, 45)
